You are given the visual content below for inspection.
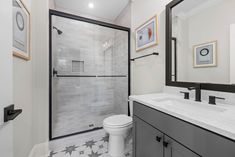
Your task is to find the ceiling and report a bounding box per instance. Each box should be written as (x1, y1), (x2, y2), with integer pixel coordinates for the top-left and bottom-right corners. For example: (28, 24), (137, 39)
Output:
(54, 0), (130, 21)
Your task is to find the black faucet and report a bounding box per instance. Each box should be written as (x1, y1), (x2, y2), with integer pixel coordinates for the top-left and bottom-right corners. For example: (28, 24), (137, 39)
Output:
(180, 91), (190, 100)
(187, 84), (201, 102)
(209, 96), (225, 105)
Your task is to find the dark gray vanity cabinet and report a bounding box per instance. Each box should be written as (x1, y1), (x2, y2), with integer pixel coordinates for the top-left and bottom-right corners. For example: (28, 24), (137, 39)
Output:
(134, 116), (164, 157)
(164, 135), (200, 157)
(133, 101), (235, 157)
(134, 116), (199, 157)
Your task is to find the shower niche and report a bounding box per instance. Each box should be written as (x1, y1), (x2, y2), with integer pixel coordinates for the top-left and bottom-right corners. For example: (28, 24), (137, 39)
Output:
(49, 10), (130, 140)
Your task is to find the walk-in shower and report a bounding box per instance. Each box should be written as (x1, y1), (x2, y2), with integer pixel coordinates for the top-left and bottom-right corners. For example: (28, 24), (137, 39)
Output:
(49, 10), (130, 140)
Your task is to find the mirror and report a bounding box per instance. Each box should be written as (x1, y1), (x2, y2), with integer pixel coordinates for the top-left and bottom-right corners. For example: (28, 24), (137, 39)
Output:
(169, 0), (235, 85)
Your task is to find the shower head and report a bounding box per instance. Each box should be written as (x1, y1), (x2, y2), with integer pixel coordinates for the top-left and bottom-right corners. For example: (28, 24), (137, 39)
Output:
(57, 29), (63, 35)
(53, 26), (63, 35)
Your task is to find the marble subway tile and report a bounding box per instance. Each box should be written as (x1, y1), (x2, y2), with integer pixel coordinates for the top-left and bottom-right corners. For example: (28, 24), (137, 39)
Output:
(52, 17), (129, 137)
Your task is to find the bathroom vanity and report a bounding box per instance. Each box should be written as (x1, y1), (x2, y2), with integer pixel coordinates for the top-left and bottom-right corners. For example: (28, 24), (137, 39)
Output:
(130, 94), (235, 157)
(130, 0), (235, 156)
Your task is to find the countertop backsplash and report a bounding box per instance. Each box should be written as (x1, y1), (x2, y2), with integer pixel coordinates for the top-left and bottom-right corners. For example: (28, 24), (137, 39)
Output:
(163, 86), (235, 106)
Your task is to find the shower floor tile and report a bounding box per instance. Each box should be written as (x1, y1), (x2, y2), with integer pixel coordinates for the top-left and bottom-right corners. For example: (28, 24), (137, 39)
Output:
(47, 129), (132, 157)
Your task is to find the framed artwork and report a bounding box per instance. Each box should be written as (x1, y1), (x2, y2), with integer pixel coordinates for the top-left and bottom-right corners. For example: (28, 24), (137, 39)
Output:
(135, 16), (158, 52)
(13, 0), (30, 60)
(193, 41), (217, 68)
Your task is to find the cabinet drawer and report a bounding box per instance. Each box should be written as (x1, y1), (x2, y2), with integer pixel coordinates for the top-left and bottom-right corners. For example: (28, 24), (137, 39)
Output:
(134, 101), (235, 157)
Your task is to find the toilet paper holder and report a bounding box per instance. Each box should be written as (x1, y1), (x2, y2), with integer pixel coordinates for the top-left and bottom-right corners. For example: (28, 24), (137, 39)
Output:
(4, 104), (22, 122)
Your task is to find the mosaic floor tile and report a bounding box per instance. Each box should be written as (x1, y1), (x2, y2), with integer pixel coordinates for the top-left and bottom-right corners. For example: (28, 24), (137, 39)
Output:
(47, 129), (132, 157)
(61, 145), (79, 156)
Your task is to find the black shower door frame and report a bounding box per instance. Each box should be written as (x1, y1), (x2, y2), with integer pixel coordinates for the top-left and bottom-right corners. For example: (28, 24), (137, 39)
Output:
(49, 9), (131, 141)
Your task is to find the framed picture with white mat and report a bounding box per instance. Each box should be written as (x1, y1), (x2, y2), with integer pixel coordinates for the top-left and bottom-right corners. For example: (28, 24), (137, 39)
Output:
(12, 0), (30, 60)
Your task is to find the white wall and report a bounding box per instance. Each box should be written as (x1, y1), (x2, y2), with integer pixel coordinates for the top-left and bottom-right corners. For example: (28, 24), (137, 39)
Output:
(31, 0), (49, 147)
(115, 3), (131, 28)
(131, 0), (171, 95)
(0, 0), (13, 156)
(12, 0), (34, 157)
(49, 0), (55, 9)
(230, 24), (235, 84)
(172, 16), (189, 81)
(12, 0), (49, 155)
(13, 59), (33, 157)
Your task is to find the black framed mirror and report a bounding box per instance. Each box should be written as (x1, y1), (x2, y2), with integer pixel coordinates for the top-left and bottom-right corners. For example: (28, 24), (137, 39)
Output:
(166, 0), (235, 93)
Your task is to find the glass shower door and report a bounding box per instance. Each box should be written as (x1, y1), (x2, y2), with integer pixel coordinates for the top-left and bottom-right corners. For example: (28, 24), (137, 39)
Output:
(50, 13), (129, 139)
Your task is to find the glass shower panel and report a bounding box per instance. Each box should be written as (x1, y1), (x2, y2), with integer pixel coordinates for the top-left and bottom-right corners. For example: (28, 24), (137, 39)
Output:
(51, 15), (129, 138)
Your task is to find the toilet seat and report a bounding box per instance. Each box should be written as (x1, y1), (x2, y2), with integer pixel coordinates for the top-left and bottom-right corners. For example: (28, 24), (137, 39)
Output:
(103, 114), (132, 128)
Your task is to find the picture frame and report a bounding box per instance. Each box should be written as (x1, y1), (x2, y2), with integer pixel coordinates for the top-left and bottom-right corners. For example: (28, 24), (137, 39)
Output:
(135, 15), (158, 52)
(12, 0), (30, 61)
(193, 41), (217, 68)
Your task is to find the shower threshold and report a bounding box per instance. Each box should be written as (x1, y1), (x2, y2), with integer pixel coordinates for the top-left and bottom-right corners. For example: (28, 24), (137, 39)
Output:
(51, 127), (103, 140)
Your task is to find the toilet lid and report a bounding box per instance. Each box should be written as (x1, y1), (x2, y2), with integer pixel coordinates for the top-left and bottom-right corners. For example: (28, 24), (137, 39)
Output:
(103, 115), (132, 127)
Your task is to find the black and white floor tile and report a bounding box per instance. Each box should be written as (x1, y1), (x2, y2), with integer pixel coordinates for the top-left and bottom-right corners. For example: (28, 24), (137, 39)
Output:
(47, 130), (132, 157)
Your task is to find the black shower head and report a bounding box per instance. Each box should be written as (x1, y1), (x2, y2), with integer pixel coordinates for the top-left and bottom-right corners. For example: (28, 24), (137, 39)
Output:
(57, 29), (63, 35)
(53, 26), (63, 35)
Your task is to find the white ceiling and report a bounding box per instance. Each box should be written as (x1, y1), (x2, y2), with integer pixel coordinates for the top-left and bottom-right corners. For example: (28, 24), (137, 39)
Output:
(54, 0), (130, 21)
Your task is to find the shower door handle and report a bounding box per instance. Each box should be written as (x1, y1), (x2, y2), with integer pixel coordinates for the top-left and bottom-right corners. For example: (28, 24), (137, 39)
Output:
(53, 68), (58, 77)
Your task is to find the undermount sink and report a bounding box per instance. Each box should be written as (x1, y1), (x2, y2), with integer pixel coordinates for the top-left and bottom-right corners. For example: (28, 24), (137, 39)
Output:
(153, 97), (227, 114)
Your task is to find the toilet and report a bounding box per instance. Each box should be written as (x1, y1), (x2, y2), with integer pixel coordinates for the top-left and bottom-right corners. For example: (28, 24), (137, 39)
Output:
(103, 114), (132, 157)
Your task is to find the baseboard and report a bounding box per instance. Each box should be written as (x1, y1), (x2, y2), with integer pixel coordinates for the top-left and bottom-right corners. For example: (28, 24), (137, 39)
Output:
(28, 142), (49, 157)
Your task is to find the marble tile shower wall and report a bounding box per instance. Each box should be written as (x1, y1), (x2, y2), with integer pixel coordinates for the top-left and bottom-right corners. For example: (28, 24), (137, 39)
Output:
(51, 16), (129, 137)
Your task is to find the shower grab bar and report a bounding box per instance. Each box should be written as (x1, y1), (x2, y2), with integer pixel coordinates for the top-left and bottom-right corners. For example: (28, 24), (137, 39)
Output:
(131, 52), (159, 61)
(55, 75), (127, 78)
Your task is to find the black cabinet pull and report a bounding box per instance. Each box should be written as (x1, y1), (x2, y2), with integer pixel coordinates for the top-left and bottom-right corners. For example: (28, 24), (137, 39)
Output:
(156, 136), (162, 142)
(163, 141), (169, 148)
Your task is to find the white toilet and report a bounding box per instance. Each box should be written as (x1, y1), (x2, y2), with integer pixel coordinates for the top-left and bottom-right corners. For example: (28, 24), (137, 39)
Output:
(103, 114), (132, 157)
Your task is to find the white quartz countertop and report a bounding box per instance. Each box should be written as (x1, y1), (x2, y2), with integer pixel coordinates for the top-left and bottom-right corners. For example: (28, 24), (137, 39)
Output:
(129, 93), (235, 141)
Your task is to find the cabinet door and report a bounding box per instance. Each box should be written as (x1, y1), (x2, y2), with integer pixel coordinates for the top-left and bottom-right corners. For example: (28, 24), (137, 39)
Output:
(134, 116), (164, 157)
(164, 136), (201, 157)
